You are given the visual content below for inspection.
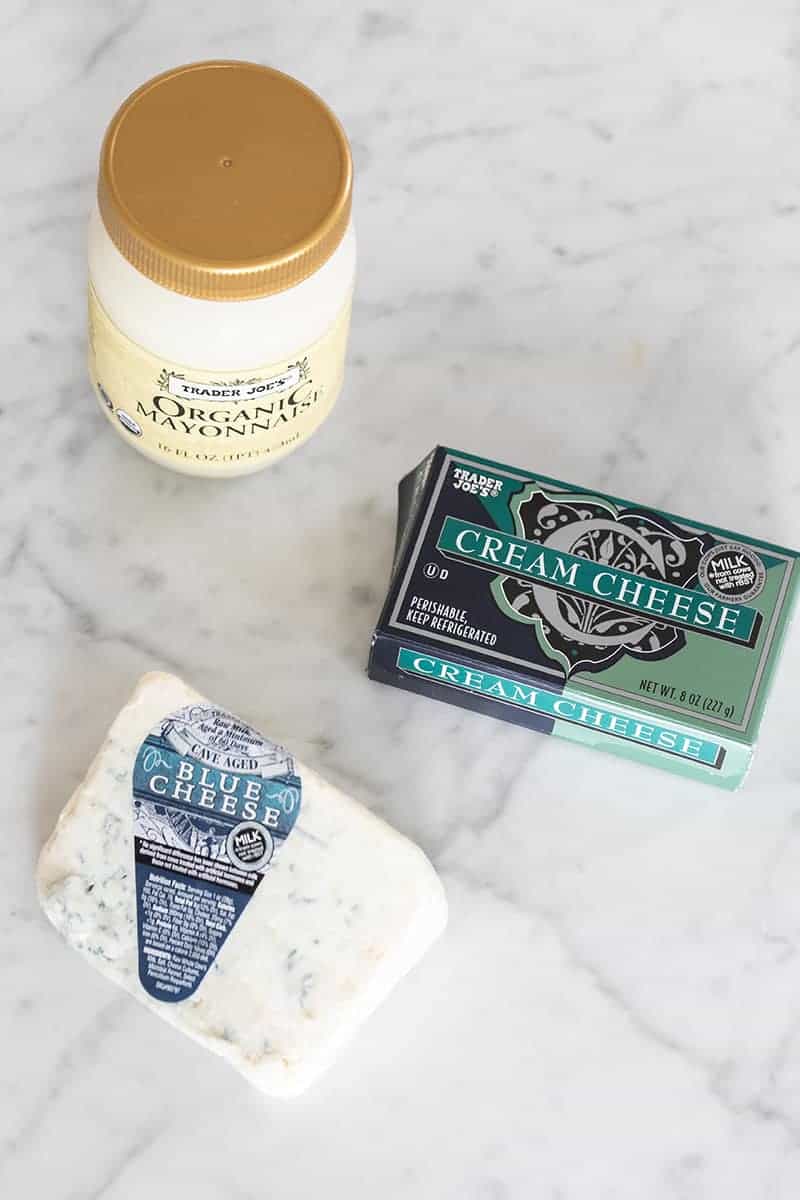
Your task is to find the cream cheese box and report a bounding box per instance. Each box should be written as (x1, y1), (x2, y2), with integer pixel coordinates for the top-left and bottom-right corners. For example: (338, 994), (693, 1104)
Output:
(37, 672), (447, 1096)
(369, 446), (799, 788)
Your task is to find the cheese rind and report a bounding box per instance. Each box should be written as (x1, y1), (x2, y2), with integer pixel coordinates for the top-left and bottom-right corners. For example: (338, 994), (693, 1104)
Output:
(37, 672), (447, 1095)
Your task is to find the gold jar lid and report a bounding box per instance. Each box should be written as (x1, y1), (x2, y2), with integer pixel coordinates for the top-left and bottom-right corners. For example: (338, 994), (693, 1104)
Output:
(97, 61), (353, 301)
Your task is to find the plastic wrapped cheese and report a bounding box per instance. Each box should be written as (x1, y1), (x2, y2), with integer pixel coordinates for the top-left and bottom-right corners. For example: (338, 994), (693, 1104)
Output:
(37, 672), (447, 1096)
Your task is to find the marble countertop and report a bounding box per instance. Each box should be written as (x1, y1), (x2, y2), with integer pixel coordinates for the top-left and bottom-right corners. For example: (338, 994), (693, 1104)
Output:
(3, 3), (800, 1197)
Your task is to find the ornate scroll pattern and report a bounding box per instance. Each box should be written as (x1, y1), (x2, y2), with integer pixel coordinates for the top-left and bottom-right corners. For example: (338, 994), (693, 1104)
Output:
(492, 484), (715, 677)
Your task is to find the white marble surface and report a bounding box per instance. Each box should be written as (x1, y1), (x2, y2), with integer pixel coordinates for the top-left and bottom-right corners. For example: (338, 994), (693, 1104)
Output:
(2, 2), (800, 1197)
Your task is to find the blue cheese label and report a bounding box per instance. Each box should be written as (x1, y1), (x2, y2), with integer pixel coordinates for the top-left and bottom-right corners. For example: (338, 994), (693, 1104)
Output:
(132, 704), (301, 1003)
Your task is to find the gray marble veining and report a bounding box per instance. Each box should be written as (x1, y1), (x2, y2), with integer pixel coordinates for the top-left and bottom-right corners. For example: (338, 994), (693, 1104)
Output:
(2, 2), (800, 1198)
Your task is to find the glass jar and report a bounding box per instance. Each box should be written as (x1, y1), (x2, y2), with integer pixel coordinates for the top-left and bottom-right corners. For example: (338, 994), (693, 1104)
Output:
(89, 60), (355, 477)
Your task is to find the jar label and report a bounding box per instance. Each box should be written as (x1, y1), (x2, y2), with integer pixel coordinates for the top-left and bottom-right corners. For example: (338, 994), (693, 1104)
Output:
(88, 285), (352, 475)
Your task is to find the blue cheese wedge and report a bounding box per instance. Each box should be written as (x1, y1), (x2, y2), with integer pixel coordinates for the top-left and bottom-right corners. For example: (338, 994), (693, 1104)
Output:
(37, 672), (447, 1096)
